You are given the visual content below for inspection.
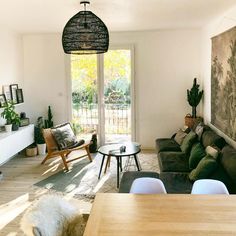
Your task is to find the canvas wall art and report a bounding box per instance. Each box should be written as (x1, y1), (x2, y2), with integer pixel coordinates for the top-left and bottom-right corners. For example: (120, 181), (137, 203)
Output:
(211, 26), (236, 140)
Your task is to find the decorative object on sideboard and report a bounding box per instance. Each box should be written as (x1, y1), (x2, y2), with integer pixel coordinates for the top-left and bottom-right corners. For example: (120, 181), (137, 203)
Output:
(2, 85), (11, 101)
(16, 88), (24, 103)
(211, 26), (236, 141)
(62, 0), (109, 55)
(10, 84), (18, 104)
(0, 94), (7, 107)
(1, 101), (20, 132)
(35, 117), (46, 155)
(20, 112), (30, 127)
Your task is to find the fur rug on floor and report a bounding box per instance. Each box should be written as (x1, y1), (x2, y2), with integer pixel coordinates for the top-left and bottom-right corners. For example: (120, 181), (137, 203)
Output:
(20, 194), (87, 236)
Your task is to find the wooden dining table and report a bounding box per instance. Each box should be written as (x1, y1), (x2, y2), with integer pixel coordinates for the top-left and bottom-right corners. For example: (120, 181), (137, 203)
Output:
(84, 193), (236, 236)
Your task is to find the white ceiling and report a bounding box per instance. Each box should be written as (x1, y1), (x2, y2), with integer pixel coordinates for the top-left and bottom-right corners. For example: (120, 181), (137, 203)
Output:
(0, 0), (236, 33)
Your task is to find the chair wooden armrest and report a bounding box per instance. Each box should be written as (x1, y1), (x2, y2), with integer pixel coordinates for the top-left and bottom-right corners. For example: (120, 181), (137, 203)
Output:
(41, 128), (93, 171)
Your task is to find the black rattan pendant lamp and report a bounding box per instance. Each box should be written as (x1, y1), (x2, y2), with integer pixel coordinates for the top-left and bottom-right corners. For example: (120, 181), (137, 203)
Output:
(62, 1), (109, 55)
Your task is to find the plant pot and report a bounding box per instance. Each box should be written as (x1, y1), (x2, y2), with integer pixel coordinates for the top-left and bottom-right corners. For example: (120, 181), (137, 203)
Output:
(5, 124), (12, 132)
(12, 123), (19, 131)
(184, 115), (203, 129)
(26, 146), (38, 157)
(37, 143), (47, 155)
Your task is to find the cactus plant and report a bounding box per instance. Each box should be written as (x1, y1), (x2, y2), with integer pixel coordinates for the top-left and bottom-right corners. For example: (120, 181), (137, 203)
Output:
(44, 106), (54, 128)
(187, 78), (203, 118)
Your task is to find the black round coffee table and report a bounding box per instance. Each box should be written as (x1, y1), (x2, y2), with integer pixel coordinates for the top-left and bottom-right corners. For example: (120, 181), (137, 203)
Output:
(98, 142), (141, 188)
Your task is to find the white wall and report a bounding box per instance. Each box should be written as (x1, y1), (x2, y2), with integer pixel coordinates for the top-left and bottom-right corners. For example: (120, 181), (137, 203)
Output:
(23, 34), (68, 125)
(23, 30), (202, 149)
(0, 30), (24, 125)
(202, 5), (236, 148)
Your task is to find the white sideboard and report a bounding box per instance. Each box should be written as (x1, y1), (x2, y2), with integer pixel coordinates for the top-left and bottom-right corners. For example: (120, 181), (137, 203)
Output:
(0, 124), (34, 165)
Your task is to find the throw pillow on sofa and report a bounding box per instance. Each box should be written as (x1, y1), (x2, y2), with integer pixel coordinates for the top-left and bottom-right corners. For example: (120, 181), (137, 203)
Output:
(174, 129), (187, 145)
(205, 146), (219, 160)
(180, 131), (197, 154)
(189, 154), (218, 181)
(189, 142), (206, 169)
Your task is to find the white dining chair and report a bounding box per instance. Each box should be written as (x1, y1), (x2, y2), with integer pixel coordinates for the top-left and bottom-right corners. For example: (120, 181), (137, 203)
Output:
(191, 179), (229, 194)
(130, 177), (167, 194)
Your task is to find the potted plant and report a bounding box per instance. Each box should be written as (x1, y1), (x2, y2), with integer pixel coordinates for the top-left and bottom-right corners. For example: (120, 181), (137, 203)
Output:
(35, 117), (46, 155)
(185, 78), (204, 128)
(1, 101), (18, 132)
(11, 112), (21, 131)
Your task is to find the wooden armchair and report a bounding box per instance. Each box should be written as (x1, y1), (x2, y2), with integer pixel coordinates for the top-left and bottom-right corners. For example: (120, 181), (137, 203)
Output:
(41, 128), (92, 171)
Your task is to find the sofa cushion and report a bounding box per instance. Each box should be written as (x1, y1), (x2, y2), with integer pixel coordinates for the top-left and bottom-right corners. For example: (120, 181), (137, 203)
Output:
(189, 154), (218, 181)
(119, 171), (159, 193)
(205, 145), (219, 160)
(174, 129), (187, 145)
(221, 145), (236, 185)
(155, 138), (181, 153)
(160, 172), (193, 193)
(159, 152), (189, 172)
(210, 165), (234, 193)
(201, 130), (226, 149)
(189, 142), (206, 169)
(180, 131), (197, 154)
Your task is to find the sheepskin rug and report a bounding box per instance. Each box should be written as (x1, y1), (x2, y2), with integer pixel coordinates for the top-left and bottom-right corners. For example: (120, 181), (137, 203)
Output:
(20, 194), (87, 236)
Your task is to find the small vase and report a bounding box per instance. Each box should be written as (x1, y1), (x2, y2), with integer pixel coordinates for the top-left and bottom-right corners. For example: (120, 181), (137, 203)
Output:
(12, 124), (19, 131)
(5, 124), (12, 132)
(37, 143), (47, 155)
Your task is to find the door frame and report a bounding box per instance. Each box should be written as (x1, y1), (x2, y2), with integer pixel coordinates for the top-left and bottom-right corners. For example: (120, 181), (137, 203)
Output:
(66, 44), (136, 145)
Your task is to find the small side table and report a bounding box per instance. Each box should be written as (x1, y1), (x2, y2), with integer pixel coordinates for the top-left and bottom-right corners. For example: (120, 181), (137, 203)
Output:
(98, 143), (141, 188)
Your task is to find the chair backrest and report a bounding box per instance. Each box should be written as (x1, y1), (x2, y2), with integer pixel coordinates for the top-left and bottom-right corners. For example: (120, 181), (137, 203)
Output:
(43, 128), (58, 153)
(191, 179), (229, 194)
(130, 177), (167, 194)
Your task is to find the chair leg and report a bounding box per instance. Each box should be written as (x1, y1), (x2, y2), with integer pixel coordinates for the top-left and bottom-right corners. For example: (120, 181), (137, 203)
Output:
(85, 146), (93, 162)
(41, 154), (51, 164)
(60, 154), (69, 171)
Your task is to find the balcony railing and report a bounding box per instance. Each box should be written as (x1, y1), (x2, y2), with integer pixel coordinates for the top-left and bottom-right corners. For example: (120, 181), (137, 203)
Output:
(72, 103), (131, 136)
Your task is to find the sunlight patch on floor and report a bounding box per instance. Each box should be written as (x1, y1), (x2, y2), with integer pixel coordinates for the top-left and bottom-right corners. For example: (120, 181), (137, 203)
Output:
(0, 193), (31, 230)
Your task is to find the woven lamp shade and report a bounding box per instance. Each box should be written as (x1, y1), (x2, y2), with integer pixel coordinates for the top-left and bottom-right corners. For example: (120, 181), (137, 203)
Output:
(62, 10), (109, 54)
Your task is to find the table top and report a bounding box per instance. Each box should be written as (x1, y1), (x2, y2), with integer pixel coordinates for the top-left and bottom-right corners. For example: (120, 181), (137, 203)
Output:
(98, 142), (140, 157)
(84, 193), (236, 236)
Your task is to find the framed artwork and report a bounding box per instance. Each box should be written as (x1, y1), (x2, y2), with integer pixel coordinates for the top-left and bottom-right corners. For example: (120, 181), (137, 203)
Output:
(16, 89), (24, 103)
(211, 26), (236, 140)
(0, 94), (7, 107)
(10, 84), (18, 104)
(2, 85), (11, 101)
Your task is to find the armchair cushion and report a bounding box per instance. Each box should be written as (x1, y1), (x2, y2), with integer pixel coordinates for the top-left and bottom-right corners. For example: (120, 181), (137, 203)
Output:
(51, 123), (84, 150)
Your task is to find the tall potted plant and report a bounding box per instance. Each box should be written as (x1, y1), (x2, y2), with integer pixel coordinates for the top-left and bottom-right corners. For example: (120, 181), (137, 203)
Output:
(1, 102), (18, 132)
(185, 78), (204, 128)
(35, 117), (46, 155)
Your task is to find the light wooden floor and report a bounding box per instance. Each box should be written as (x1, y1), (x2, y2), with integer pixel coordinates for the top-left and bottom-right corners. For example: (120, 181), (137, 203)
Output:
(0, 150), (156, 235)
(0, 153), (87, 236)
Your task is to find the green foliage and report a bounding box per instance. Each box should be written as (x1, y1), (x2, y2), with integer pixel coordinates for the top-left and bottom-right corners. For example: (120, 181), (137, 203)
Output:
(44, 106), (54, 128)
(71, 50), (131, 106)
(1, 101), (19, 124)
(187, 78), (204, 118)
(35, 117), (45, 144)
